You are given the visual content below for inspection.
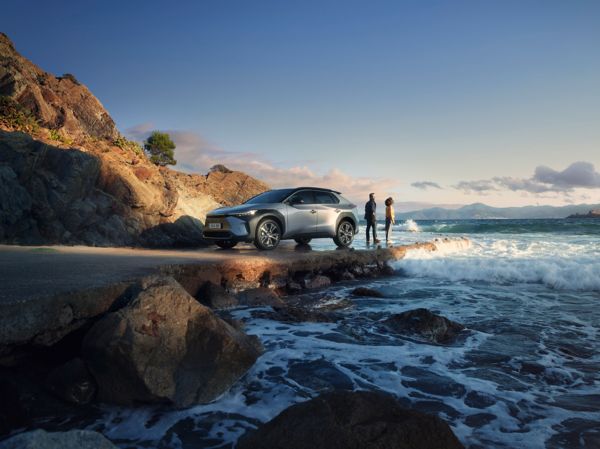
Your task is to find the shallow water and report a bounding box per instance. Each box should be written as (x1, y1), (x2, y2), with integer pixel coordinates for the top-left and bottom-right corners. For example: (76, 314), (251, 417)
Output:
(73, 220), (600, 448)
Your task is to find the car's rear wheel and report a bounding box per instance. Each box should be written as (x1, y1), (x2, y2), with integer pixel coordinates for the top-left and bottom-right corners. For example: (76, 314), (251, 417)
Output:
(215, 240), (238, 249)
(254, 218), (281, 250)
(333, 220), (355, 247)
(294, 237), (312, 245)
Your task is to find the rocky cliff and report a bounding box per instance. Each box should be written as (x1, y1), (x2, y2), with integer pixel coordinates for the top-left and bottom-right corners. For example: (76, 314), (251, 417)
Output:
(0, 33), (268, 247)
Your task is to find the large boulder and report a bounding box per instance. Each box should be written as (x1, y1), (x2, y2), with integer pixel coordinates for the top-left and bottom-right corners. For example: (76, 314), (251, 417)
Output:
(0, 429), (118, 449)
(83, 276), (261, 407)
(383, 308), (465, 344)
(237, 390), (464, 449)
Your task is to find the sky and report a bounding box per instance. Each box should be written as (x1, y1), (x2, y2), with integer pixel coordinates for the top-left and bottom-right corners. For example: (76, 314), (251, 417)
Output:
(2, 0), (600, 208)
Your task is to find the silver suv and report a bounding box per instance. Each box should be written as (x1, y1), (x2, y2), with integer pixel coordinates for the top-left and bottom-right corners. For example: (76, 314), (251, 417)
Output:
(203, 187), (360, 250)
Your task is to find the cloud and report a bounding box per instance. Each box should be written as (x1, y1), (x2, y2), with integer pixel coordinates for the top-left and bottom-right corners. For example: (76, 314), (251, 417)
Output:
(411, 181), (442, 190)
(125, 124), (398, 202)
(533, 162), (600, 189)
(453, 179), (498, 194)
(454, 161), (600, 195)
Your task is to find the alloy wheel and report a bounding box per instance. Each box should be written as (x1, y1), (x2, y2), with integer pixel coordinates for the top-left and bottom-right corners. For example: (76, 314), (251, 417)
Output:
(257, 220), (281, 249)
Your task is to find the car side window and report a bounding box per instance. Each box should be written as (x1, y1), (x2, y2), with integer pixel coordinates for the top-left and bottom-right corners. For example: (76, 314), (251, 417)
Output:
(313, 191), (339, 204)
(288, 190), (315, 205)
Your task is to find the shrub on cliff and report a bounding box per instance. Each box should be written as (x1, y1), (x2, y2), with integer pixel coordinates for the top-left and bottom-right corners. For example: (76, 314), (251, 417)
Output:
(144, 131), (176, 166)
(114, 135), (144, 156)
(210, 164), (233, 173)
(0, 96), (39, 133)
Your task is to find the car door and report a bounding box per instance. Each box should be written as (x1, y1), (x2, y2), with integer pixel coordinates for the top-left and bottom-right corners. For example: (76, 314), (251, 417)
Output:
(313, 190), (340, 236)
(284, 190), (317, 237)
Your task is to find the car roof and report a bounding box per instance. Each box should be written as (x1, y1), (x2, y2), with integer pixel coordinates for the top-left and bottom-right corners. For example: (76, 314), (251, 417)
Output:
(286, 187), (342, 195)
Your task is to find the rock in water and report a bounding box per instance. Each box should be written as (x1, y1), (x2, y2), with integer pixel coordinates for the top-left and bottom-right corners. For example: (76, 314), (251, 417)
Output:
(237, 390), (465, 449)
(0, 429), (118, 449)
(196, 281), (239, 309)
(351, 287), (385, 298)
(384, 308), (465, 344)
(83, 276), (261, 407)
(237, 287), (285, 307)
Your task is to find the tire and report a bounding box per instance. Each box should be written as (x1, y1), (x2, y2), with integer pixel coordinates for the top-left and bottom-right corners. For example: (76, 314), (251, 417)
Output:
(333, 220), (355, 248)
(215, 240), (238, 249)
(294, 237), (312, 245)
(254, 218), (282, 250)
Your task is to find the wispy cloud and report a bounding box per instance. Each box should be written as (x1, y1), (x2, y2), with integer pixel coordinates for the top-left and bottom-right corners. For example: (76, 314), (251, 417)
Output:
(454, 161), (600, 195)
(411, 181), (442, 190)
(453, 179), (498, 194)
(125, 124), (398, 202)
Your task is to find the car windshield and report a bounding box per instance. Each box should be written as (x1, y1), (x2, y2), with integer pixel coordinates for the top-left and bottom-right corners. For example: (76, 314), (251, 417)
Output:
(244, 189), (295, 204)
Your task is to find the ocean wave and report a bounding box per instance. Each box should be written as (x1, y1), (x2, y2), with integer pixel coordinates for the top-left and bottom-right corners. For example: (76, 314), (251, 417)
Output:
(414, 219), (600, 235)
(398, 238), (600, 291)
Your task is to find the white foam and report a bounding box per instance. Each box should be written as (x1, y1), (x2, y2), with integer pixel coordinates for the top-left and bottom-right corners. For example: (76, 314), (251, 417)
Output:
(396, 235), (600, 291)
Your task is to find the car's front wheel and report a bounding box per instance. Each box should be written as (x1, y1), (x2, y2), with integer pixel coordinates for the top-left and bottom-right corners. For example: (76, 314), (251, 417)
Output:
(333, 220), (355, 247)
(215, 240), (238, 249)
(254, 218), (281, 250)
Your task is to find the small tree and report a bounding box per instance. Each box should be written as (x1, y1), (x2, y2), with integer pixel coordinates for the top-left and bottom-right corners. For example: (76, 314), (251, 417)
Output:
(144, 131), (176, 166)
(210, 164), (232, 173)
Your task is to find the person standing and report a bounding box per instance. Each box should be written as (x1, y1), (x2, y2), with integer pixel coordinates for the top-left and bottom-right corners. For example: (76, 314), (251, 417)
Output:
(364, 193), (380, 244)
(385, 197), (395, 243)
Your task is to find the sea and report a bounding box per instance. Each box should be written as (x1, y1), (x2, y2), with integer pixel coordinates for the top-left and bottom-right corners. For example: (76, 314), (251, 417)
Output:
(90, 219), (600, 448)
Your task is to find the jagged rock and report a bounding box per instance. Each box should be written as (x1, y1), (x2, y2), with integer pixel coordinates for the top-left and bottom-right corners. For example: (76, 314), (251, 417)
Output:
(237, 287), (285, 307)
(237, 390), (465, 449)
(82, 276), (261, 407)
(303, 275), (331, 290)
(0, 378), (29, 436)
(383, 308), (465, 344)
(286, 281), (303, 294)
(351, 287), (385, 298)
(0, 33), (118, 140)
(197, 281), (239, 309)
(0, 429), (118, 449)
(252, 306), (340, 323)
(45, 358), (96, 405)
(0, 33), (269, 247)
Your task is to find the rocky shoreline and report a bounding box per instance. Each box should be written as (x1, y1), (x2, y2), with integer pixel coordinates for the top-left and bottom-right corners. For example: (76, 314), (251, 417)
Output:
(0, 237), (470, 448)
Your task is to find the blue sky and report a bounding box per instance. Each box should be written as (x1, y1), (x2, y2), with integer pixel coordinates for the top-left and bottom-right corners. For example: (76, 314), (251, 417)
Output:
(2, 0), (600, 207)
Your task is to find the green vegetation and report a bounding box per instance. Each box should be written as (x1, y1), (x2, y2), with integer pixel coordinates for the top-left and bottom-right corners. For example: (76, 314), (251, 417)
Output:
(48, 128), (73, 145)
(0, 96), (39, 133)
(210, 164), (233, 173)
(114, 135), (144, 156)
(144, 131), (176, 166)
(58, 73), (81, 85)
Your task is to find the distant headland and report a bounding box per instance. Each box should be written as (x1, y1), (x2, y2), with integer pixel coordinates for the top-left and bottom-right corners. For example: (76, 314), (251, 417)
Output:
(567, 209), (600, 219)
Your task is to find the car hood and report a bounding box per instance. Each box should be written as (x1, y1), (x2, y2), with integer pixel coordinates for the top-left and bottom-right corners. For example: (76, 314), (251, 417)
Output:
(208, 204), (266, 216)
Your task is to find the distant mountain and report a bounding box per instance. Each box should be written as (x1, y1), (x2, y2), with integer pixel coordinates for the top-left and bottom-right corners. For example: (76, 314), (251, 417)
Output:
(396, 202), (600, 220)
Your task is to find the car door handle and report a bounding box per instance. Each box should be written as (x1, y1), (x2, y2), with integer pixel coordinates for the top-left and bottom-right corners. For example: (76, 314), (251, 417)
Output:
(310, 210), (317, 214)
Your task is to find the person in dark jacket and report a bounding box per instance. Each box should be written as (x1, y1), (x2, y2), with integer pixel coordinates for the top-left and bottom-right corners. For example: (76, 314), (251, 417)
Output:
(364, 193), (380, 244)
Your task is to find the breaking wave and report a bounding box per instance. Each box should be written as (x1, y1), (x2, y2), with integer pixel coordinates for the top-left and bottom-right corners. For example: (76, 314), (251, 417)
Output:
(397, 237), (600, 292)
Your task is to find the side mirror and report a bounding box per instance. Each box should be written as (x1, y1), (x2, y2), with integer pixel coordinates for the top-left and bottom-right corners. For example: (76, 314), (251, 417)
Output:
(290, 198), (304, 205)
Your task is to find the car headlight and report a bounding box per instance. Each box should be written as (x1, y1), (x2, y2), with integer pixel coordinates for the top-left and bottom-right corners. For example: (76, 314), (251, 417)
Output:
(233, 210), (257, 217)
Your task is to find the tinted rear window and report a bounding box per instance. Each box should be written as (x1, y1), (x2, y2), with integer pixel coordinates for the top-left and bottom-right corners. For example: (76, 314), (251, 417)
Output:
(314, 191), (340, 204)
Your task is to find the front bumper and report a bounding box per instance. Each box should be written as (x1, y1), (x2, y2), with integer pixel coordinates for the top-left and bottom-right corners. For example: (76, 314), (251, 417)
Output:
(202, 215), (252, 241)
